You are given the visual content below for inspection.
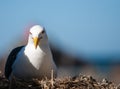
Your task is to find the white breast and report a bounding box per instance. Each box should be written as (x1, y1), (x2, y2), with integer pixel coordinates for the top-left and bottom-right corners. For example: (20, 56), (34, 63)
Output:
(24, 44), (46, 69)
(12, 45), (57, 79)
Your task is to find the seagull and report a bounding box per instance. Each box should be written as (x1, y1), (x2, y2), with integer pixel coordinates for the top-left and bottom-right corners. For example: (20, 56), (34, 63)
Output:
(5, 25), (57, 80)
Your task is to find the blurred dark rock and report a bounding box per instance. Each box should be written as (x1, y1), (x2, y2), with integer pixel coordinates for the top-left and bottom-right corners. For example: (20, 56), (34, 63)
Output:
(50, 45), (88, 67)
(0, 57), (6, 75)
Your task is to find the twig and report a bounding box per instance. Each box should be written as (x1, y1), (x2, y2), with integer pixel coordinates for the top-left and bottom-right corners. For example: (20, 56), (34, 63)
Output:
(51, 69), (54, 86)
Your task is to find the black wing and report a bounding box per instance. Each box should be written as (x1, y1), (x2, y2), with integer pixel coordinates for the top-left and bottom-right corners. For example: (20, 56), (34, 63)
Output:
(4, 46), (24, 79)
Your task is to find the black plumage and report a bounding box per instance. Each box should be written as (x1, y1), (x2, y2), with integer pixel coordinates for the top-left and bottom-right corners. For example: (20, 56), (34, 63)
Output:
(5, 46), (24, 79)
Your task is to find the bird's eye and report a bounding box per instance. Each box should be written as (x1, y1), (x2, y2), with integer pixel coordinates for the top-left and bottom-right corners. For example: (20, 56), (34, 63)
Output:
(41, 30), (45, 34)
(29, 32), (32, 35)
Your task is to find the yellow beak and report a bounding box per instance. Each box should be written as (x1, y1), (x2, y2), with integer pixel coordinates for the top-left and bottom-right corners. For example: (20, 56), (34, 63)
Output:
(33, 37), (39, 49)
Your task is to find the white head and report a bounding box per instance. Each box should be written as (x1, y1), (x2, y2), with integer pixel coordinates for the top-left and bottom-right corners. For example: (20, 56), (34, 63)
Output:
(28, 25), (48, 49)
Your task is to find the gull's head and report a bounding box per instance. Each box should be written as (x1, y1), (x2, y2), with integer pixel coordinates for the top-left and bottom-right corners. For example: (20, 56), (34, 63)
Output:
(28, 25), (48, 49)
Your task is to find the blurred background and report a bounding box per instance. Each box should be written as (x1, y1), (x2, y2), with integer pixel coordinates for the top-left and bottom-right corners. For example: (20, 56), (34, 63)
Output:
(0, 0), (120, 84)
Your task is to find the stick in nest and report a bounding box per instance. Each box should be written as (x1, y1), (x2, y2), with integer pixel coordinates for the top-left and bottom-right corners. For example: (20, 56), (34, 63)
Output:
(51, 69), (54, 86)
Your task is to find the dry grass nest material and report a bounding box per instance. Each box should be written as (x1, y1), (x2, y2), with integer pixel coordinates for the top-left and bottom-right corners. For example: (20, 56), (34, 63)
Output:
(0, 74), (120, 89)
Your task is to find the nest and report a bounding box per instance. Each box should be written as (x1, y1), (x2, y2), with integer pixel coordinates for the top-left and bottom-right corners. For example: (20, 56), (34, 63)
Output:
(0, 74), (120, 89)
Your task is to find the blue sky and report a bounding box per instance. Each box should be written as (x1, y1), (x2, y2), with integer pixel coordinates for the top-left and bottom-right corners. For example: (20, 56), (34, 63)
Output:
(0, 0), (120, 59)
